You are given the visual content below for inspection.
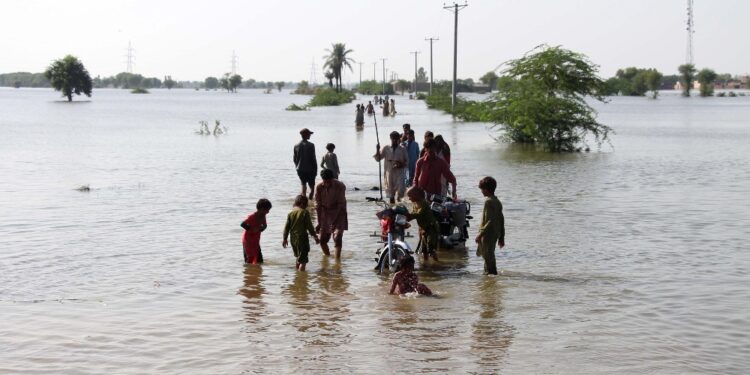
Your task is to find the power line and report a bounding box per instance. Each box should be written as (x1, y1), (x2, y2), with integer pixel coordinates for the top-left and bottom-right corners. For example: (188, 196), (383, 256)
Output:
(425, 37), (439, 95)
(443, 2), (468, 111)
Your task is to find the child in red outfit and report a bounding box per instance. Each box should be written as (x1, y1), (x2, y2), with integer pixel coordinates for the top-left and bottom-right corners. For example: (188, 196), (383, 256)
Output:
(389, 256), (432, 296)
(241, 199), (272, 264)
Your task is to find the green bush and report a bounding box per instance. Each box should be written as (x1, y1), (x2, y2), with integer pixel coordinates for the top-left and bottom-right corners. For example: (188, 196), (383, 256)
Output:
(286, 103), (309, 111)
(131, 87), (149, 94)
(308, 88), (355, 107)
(355, 80), (394, 95)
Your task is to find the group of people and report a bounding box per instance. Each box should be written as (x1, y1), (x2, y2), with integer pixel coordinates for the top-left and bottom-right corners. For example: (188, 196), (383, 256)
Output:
(240, 124), (505, 296)
(356, 96), (396, 128)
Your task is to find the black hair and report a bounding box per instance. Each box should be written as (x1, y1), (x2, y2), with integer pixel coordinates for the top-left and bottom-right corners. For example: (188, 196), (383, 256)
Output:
(389, 131), (400, 139)
(326, 143), (335, 152)
(398, 255), (415, 271)
(293, 195), (308, 208)
(479, 176), (497, 193)
(320, 168), (334, 180)
(423, 138), (436, 150)
(256, 198), (272, 211)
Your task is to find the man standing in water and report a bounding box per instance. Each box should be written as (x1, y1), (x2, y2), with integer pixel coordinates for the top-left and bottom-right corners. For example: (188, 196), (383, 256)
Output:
(314, 169), (348, 259)
(413, 139), (457, 199)
(404, 129), (420, 186)
(374, 131), (408, 204)
(294, 128), (317, 199)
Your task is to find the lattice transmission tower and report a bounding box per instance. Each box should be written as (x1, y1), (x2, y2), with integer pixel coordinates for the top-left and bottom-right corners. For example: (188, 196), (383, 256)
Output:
(125, 41), (135, 73)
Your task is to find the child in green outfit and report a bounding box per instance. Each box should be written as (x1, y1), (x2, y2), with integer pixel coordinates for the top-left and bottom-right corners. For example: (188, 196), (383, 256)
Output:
(405, 186), (440, 262)
(283, 195), (319, 271)
(474, 176), (505, 275)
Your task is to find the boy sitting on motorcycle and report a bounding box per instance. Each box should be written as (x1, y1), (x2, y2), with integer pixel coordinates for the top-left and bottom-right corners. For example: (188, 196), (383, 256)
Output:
(405, 186), (440, 262)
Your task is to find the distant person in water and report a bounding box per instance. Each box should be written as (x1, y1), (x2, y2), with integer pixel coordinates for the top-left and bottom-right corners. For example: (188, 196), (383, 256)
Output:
(283, 195), (319, 271)
(389, 98), (396, 116)
(404, 129), (420, 186)
(241, 198), (272, 264)
(382, 98), (390, 117)
(355, 104), (365, 128)
(314, 168), (348, 259)
(293, 128), (317, 199)
(475, 176), (505, 275)
(320, 143), (340, 179)
(389, 255), (432, 296)
(366, 101), (375, 115)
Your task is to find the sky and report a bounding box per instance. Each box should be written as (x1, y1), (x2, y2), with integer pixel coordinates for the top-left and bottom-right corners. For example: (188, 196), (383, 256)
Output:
(1, 0), (748, 83)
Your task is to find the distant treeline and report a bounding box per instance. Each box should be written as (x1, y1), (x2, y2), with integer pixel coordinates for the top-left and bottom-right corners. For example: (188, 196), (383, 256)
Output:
(1, 71), (296, 90)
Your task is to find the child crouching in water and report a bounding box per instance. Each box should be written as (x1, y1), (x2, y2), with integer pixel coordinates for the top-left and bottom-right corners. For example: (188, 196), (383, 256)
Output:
(241, 198), (272, 264)
(389, 255), (432, 296)
(282, 195), (319, 271)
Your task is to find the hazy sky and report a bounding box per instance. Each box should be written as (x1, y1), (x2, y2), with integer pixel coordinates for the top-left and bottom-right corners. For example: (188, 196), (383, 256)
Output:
(1, 0), (748, 82)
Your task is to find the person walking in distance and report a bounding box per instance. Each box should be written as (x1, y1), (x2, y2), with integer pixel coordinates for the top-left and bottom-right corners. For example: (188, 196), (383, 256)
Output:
(373, 131), (408, 204)
(293, 128), (317, 199)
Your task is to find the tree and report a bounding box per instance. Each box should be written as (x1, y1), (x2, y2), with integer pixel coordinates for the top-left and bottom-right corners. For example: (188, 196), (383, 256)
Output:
(230, 74), (242, 92)
(395, 79), (410, 94)
(324, 71), (335, 88)
(164, 75), (176, 89)
(678, 64), (696, 97)
(205, 76), (219, 90)
(44, 55), (92, 102)
(417, 67), (428, 83)
(644, 69), (663, 99)
(696, 68), (717, 97)
(323, 43), (355, 92)
(480, 71), (499, 92)
(488, 45), (611, 152)
(276, 81), (285, 92)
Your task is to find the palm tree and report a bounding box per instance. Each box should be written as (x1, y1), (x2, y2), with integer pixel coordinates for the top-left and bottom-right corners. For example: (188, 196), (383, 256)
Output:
(324, 71), (335, 88)
(323, 43), (355, 92)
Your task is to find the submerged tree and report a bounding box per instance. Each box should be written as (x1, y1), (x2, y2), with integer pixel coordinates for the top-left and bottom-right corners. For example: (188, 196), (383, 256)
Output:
(644, 69), (663, 99)
(488, 45), (611, 152)
(696, 68), (717, 97)
(164, 75), (176, 89)
(205, 76), (219, 90)
(44, 55), (92, 101)
(323, 43), (354, 92)
(276, 81), (285, 92)
(678, 64), (697, 97)
(220, 73), (242, 92)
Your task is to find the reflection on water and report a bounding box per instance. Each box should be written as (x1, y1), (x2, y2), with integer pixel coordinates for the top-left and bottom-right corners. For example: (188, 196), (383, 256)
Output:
(470, 276), (514, 373)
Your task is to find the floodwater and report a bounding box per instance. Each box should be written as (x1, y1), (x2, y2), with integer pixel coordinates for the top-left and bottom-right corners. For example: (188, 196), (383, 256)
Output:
(1, 88), (749, 374)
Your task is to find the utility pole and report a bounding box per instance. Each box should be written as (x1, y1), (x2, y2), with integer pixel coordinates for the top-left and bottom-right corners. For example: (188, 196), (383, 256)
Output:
(444, 2), (468, 111)
(381, 58), (387, 95)
(372, 62), (377, 81)
(125, 41), (135, 73)
(309, 58), (318, 85)
(231, 50), (238, 75)
(358, 62), (364, 86)
(425, 37), (439, 95)
(410, 51), (421, 95)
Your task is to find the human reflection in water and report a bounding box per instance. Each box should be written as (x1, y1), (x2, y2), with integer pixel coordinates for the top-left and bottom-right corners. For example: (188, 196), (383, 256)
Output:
(470, 276), (514, 372)
(238, 265), (268, 331)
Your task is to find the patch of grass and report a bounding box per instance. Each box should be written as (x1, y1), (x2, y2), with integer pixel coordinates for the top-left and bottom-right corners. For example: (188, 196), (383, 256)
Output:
(131, 87), (149, 94)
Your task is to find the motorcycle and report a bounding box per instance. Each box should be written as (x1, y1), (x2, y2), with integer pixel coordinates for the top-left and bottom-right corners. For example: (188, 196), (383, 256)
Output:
(372, 203), (414, 273)
(428, 195), (472, 248)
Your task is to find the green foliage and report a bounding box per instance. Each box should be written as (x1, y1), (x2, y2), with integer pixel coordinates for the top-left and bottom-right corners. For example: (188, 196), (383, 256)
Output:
(644, 70), (663, 98)
(308, 88), (355, 107)
(294, 81), (315, 95)
(355, 80), (394, 95)
(219, 73), (242, 92)
(205, 76), (219, 90)
(696, 68), (717, 97)
(678, 64), (696, 97)
(395, 79), (410, 94)
(131, 87), (149, 94)
(276, 81), (285, 92)
(44, 55), (93, 101)
(602, 67), (662, 98)
(417, 67), (428, 83)
(164, 75), (176, 89)
(285, 103), (309, 111)
(0, 72), (49, 87)
(323, 43), (355, 92)
(480, 71), (499, 91)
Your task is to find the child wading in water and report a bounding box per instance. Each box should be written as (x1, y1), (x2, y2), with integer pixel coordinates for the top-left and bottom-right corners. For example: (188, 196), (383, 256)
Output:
(405, 186), (440, 262)
(241, 199), (272, 264)
(475, 176), (505, 275)
(389, 256), (432, 296)
(320, 143), (340, 179)
(282, 195), (319, 271)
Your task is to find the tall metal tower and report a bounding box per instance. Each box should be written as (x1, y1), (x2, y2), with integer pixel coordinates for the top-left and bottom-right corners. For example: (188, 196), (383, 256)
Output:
(231, 50), (239, 75)
(125, 41), (135, 73)
(309, 58), (318, 85)
(686, 0), (695, 65)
